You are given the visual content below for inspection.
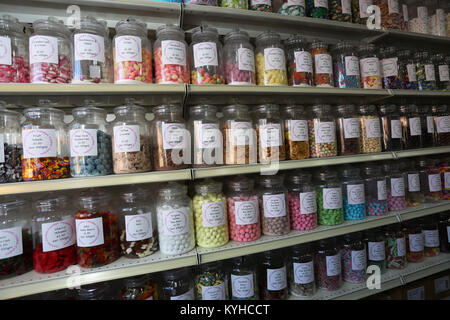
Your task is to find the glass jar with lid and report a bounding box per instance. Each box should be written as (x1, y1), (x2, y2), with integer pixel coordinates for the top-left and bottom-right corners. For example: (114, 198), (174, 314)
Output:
(332, 40), (360, 89)
(419, 104), (436, 146)
(151, 104), (189, 171)
(310, 39), (333, 87)
(314, 238), (342, 291)
(433, 104), (450, 146)
(112, 100), (152, 174)
(420, 216), (440, 257)
(379, 104), (403, 151)
(404, 220), (424, 262)
(361, 164), (388, 216)
(306, 0), (329, 19)
(415, 51), (437, 90)
(259, 249), (288, 300)
(340, 166), (366, 221)
(21, 102), (70, 181)
(315, 169), (344, 226)
(336, 104), (361, 155)
(365, 228), (386, 274)
(156, 183), (195, 256)
(289, 243), (315, 297)
(352, 0), (374, 25)
(329, 0), (352, 22)
(278, 0), (307, 16)
(254, 31), (288, 86)
(249, 0), (273, 11)
(437, 212), (449, 253)
(380, 46), (401, 89)
(69, 101), (113, 177)
(358, 43), (382, 89)
(113, 18), (152, 84)
(400, 0), (409, 31)
(120, 274), (158, 300)
(419, 158), (442, 202)
(436, 156), (450, 200)
(196, 261), (228, 300)
(77, 282), (112, 300)
(220, 0), (248, 9)
(403, 158), (425, 206)
(282, 104), (310, 159)
(398, 49), (417, 90)
(75, 188), (120, 268)
(0, 15), (29, 83)
(285, 35), (313, 87)
(429, 0), (446, 36)
(223, 30), (255, 85)
(384, 223), (406, 269)
(399, 104), (422, 149)
(433, 53), (449, 90)
(383, 161), (406, 211)
(340, 232), (367, 283)
(308, 104), (338, 158)
(153, 24), (190, 84)
(229, 255), (258, 300)
(408, 0), (429, 33)
(0, 107), (23, 183)
(358, 104), (382, 153)
(374, 0), (400, 29)
(118, 187), (158, 259)
(160, 267), (195, 300)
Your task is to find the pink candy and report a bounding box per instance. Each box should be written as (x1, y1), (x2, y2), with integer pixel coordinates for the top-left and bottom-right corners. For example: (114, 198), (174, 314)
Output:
(0, 56), (29, 83)
(227, 196), (261, 242)
(288, 192), (318, 231)
(224, 61), (255, 85)
(387, 193), (406, 212)
(30, 54), (71, 84)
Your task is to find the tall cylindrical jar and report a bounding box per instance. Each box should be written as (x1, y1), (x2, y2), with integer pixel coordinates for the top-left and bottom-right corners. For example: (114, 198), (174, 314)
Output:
(379, 104), (403, 151)
(329, 0), (353, 22)
(259, 250), (288, 300)
(159, 268), (195, 300)
(399, 104), (423, 149)
(433, 53), (449, 90)
(315, 169), (344, 226)
(415, 51), (437, 90)
(308, 104), (338, 158)
(361, 164), (388, 216)
(408, 0), (429, 33)
(332, 40), (361, 89)
(223, 30), (255, 85)
(398, 49), (418, 90)
(195, 261), (228, 300)
(310, 39), (333, 87)
(421, 216), (440, 257)
(384, 224), (406, 269)
(358, 104), (382, 154)
(419, 158), (443, 202)
(282, 105), (310, 160)
(306, 0), (329, 18)
(429, 0), (447, 36)
(314, 239), (342, 291)
(340, 166), (366, 220)
(340, 232), (367, 283)
(229, 255), (259, 300)
(437, 212), (450, 253)
(336, 104), (361, 155)
(351, 0), (374, 24)
(374, 0), (400, 29)
(365, 228), (387, 274)
(403, 159), (425, 207)
(358, 43), (382, 89)
(380, 46), (402, 89)
(400, 0), (409, 30)
(289, 243), (316, 297)
(383, 161), (406, 211)
(404, 221), (424, 262)
(433, 104), (450, 146)
(0, 108), (22, 183)
(285, 35), (313, 87)
(419, 104), (436, 147)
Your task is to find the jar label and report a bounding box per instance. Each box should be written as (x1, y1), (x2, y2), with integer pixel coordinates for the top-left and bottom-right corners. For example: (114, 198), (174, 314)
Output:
(161, 208), (189, 236)
(0, 36), (12, 66)
(345, 56), (360, 77)
(113, 125), (140, 153)
(264, 48), (285, 71)
(70, 129), (98, 157)
(287, 0), (305, 7)
(74, 33), (105, 62)
(42, 218), (76, 252)
(359, 0), (372, 18)
(391, 177), (405, 197)
(314, 121), (336, 144)
(238, 48), (255, 72)
(314, 0), (328, 8)
(351, 249), (366, 271)
(162, 123), (187, 150)
(409, 117), (421, 136)
(438, 65), (450, 82)
(267, 266), (287, 291)
(445, 172), (450, 189)
(0, 134), (4, 163)
(231, 121), (253, 146)
(89, 65), (101, 79)
(418, 6), (428, 23)
(342, 0), (351, 14)
(407, 286), (425, 300)
(408, 173), (420, 192)
(75, 217), (105, 248)
(193, 42), (218, 68)
(365, 118), (381, 138)
(263, 194), (287, 217)
(407, 64), (417, 82)
(437, 9), (445, 25)
(125, 213), (153, 242)
(343, 118), (360, 139)
(0, 226), (23, 259)
(368, 241), (385, 261)
(402, 4), (409, 21)
(425, 64), (436, 81)
(231, 274), (254, 298)
(323, 187), (342, 210)
(235, 200), (259, 225)
(397, 237), (406, 257)
(427, 116), (435, 133)
(300, 192), (317, 214)
(29, 35), (59, 65)
(115, 35), (142, 63)
(251, 0), (271, 5)
(288, 120), (308, 142)
(314, 54), (332, 75)
(377, 180), (387, 200)
(326, 254), (341, 276)
(22, 128), (57, 159)
(424, 230), (439, 247)
(409, 233), (424, 252)
(436, 116), (450, 133)
(161, 40), (186, 66)
(293, 261), (314, 284)
(360, 57), (380, 77)
(428, 174), (442, 192)
(391, 119), (402, 139)
(347, 184), (365, 205)
(260, 123), (282, 148)
(294, 51), (313, 74)
(201, 282), (226, 300)
(202, 201), (226, 227)
(381, 57), (398, 78)
(196, 123), (222, 149)
(388, 0), (399, 14)
(170, 288), (194, 300)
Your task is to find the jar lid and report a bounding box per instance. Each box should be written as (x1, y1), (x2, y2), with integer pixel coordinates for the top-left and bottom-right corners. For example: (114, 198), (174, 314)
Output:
(158, 182), (186, 198)
(231, 255), (252, 268)
(78, 189), (111, 208)
(432, 104), (447, 113)
(284, 34), (308, 48)
(224, 29), (250, 43)
(201, 261), (221, 272)
(398, 49), (411, 58)
(79, 16), (107, 35)
(378, 104), (397, 115)
(0, 107), (21, 118)
(23, 106), (65, 119)
(399, 104), (418, 114)
(120, 187), (147, 202)
(189, 104), (217, 116)
(123, 274), (149, 288)
(162, 267), (190, 280)
(358, 104), (377, 114)
(414, 51), (429, 59)
(72, 104), (107, 118)
(358, 43), (376, 52)
(35, 195), (68, 212)
(383, 46), (396, 56)
(191, 25), (219, 42)
(258, 175), (283, 187)
(152, 104), (182, 115)
(195, 179), (222, 194)
(337, 104), (356, 114)
(340, 166), (360, 178)
(0, 15), (24, 33)
(0, 199), (25, 214)
(32, 17), (71, 37)
(223, 104), (249, 114)
(343, 232), (361, 243)
(361, 164), (382, 176)
(312, 104), (331, 114)
(316, 169), (337, 181)
(310, 39), (327, 49)
(115, 17), (147, 35)
(256, 104), (280, 114)
(282, 105), (305, 114)
(287, 170), (312, 184)
(292, 242), (311, 254)
(156, 24), (184, 38)
(78, 282), (109, 299)
(255, 31), (281, 46)
(226, 175), (254, 191)
(262, 249), (283, 260)
(418, 105), (430, 113)
(335, 40), (353, 51)
(316, 237), (337, 250)
(114, 99), (146, 115)
(382, 161), (399, 173)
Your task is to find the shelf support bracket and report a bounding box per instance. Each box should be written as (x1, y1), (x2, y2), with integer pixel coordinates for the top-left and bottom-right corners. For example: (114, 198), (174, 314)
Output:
(182, 84), (190, 120)
(178, 3), (185, 29)
(362, 31), (389, 44)
(399, 275), (406, 286)
(395, 214), (403, 223)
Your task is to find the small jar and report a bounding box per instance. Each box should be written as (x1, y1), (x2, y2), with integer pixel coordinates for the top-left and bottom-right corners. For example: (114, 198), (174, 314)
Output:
(400, 0), (409, 31)
(249, 0), (273, 11)
(361, 164), (388, 216)
(223, 30), (255, 85)
(118, 188), (158, 259)
(437, 212), (450, 253)
(379, 104), (403, 151)
(384, 224), (406, 269)
(285, 35), (313, 87)
(433, 104), (450, 146)
(403, 159), (425, 207)
(351, 0), (373, 24)
(159, 268), (195, 300)
(381, 46), (402, 89)
(226, 176), (261, 242)
(408, 0), (429, 34)
(195, 261), (228, 300)
(415, 51), (437, 91)
(21, 103), (70, 181)
(434, 53), (449, 90)
(429, 0), (446, 36)
(220, 0), (248, 9)
(404, 221), (424, 263)
(278, 0), (307, 16)
(340, 166), (366, 221)
(151, 104), (189, 171)
(112, 100), (152, 173)
(329, 0), (352, 22)
(399, 104), (423, 149)
(315, 169), (344, 226)
(153, 24), (190, 84)
(0, 15), (29, 83)
(358, 43), (382, 89)
(314, 239), (342, 291)
(306, 0), (329, 19)
(383, 161), (406, 211)
(419, 105), (436, 147)
(358, 104), (382, 154)
(259, 250), (288, 300)
(421, 216), (440, 257)
(336, 104), (361, 155)
(310, 39), (333, 87)
(365, 228), (386, 274)
(0, 199), (33, 280)
(0, 107), (23, 183)
(398, 49), (418, 90)
(69, 102), (113, 177)
(75, 189), (120, 268)
(308, 104), (338, 158)
(229, 255), (258, 300)
(77, 282), (112, 300)
(193, 179), (229, 248)
(340, 232), (367, 283)
(120, 275), (158, 300)
(418, 158), (442, 202)
(332, 40), (361, 89)
(189, 26), (224, 85)
(289, 243), (316, 297)
(254, 31), (288, 86)
(282, 105), (310, 159)
(254, 104), (286, 163)
(113, 18), (152, 84)
(374, 0), (400, 29)
(156, 183), (195, 256)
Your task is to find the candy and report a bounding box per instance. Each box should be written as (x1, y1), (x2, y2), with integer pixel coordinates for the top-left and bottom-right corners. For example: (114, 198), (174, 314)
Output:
(366, 196), (388, 216)
(374, 0), (400, 30)
(153, 120), (189, 171)
(288, 192), (317, 231)
(0, 56), (29, 83)
(308, 119), (338, 158)
(114, 49), (153, 84)
(423, 228), (440, 257)
(359, 116), (382, 153)
(219, 0), (248, 9)
(249, 0), (272, 11)
(0, 229), (32, 280)
(405, 230), (424, 263)
(184, 0), (217, 5)
(225, 61), (255, 85)
(385, 233), (406, 269)
(22, 156), (70, 181)
(334, 61), (360, 88)
(119, 229), (158, 259)
(120, 277), (157, 300)
(33, 243), (77, 274)
(351, 0), (370, 24)
(259, 194), (290, 236)
(222, 121), (256, 165)
(255, 126), (286, 163)
(196, 266), (227, 300)
(113, 135), (152, 173)
(227, 195), (261, 242)
(191, 68), (224, 85)
(0, 143), (22, 183)
(341, 246), (366, 283)
(398, 59), (418, 90)
(30, 55), (71, 84)
(284, 127), (310, 160)
(314, 252), (341, 291)
(416, 62), (437, 91)
(154, 46), (190, 84)
(336, 114), (361, 155)
(387, 191), (406, 211)
(367, 240), (387, 274)
(306, 0), (328, 19)
(316, 188), (343, 226)
(287, 61), (313, 87)
(311, 46), (333, 87)
(329, 0), (352, 22)
(278, 2), (306, 16)
(255, 52), (288, 86)
(409, 17), (428, 34)
(343, 197), (365, 220)
(429, 13), (446, 36)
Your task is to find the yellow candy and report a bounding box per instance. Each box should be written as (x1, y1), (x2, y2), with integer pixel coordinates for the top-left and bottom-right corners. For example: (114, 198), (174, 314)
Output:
(255, 52), (288, 86)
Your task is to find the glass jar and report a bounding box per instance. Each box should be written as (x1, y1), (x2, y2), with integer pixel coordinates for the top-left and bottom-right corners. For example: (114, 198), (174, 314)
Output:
(120, 275), (158, 300)
(118, 188), (158, 259)
(226, 176), (261, 242)
(289, 243), (316, 297)
(306, 0), (329, 18)
(159, 268), (195, 300)
(381, 46), (401, 89)
(184, 0), (218, 5)
(249, 0), (273, 11)
(332, 40), (361, 89)
(352, 0), (373, 24)
(400, 104), (422, 149)
(0, 108), (22, 183)
(75, 189), (120, 268)
(403, 159), (425, 206)
(156, 183), (195, 255)
(153, 24), (190, 84)
(112, 100), (152, 173)
(254, 104), (286, 163)
(21, 103), (70, 181)
(408, 0), (429, 33)
(282, 105), (310, 160)
(315, 169), (344, 226)
(329, 0), (352, 22)
(437, 156), (450, 200)
(384, 224), (406, 269)
(113, 18), (152, 84)
(379, 104), (403, 151)
(32, 195), (76, 273)
(375, 0), (400, 29)
(383, 161), (406, 211)
(358, 104), (382, 153)
(0, 199), (32, 280)
(336, 104), (361, 155)
(285, 35), (313, 87)
(259, 250), (288, 300)
(429, 0), (446, 36)
(310, 39), (333, 87)
(221, 104), (257, 165)
(358, 43), (382, 89)
(223, 30), (255, 85)
(419, 104), (436, 147)
(278, 0), (307, 16)
(404, 221), (424, 262)
(398, 49), (418, 90)
(341, 232), (367, 283)
(229, 255), (258, 300)
(340, 166), (366, 220)
(361, 164), (388, 216)
(365, 228), (386, 274)
(433, 105), (450, 146)
(415, 51), (437, 90)
(77, 282), (112, 300)
(308, 104), (338, 158)
(193, 179), (229, 248)
(419, 158), (442, 202)
(421, 216), (440, 257)
(220, 0), (248, 9)
(400, 0), (409, 30)
(69, 102), (113, 177)
(195, 261), (228, 300)
(151, 104), (189, 171)
(314, 238), (342, 291)
(72, 16), (112, 84)
(434, 53), (449, 90)
(0, 15), (29, 83)
(437, 212), (449, 253)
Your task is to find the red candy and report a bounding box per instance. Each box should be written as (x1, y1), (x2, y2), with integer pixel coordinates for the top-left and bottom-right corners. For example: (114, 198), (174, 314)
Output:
(288, 192), (317, 231)
(30, 54), (71, 84)
(33, 243), (77, 274)
(153, 47), (189, 84)
(227, 195), (261, 242)
(224, 61), (255, 85)
(0, 56), (29, 83)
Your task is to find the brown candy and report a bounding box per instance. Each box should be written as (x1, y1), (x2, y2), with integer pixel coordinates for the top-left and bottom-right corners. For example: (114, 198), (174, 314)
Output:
(113, 136), (152, 173)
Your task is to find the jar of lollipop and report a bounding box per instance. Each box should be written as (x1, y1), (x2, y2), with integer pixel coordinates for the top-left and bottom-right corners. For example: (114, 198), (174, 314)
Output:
(223, 30), (255, 85)
(259, 250), (288, 300)
(419, 158), (442, 202)
(315, 169), (344, 226)
(408, 0), (429, 34)
(332, 40), (360, 89)
(340, 166), (366, 221)
(340, 232), (367, 283)
(329, 0), (352, 22)
(120, 275), (158, 300)
(0, 107), (23, 183)
(309, 104), (338, 158)
(403, 159), (425, 207)
(249, 0), (273, 11)
(352, 0), (373, 24)
(336, 104), (361, 155)
(229, 255), (259, 300)
(399, 104), (422, 149)
(361, 164), (388, 216)
(195, 261), (229, 300)
(383, 161), (406, 211)
(400, 0), (409, 31)
(286, 171), (317, 231)
(374, 0), (400, 29)
(404, 221), (424, 262)
(358, 104), (382, 154)
(398, 49), (418, 90)
(415, 51), (437, 91)
(420, 216), (440, 257)
(314, 238), (342, 291)
(384, 223), (406, 269)
(419, 104), (436, 147)
(306, 0), (329, 19)
(278, 0), (307, 16)
(380, 46), (402, 89)
(289, 243), (316, 297)
(220, 0), (248, 9)
(379, 104), (403, 151)
(310, 39), (333, 87)
(159, 268), (195, 300)
(437, 212), (450, 253)
(285, 35), (313, 87)
(433, 104), (450, 146)
(358, 43), (382, 89)
(433, 53), (449, 90)
(255, 31), (288, 86)
(365, 228), (386, 274)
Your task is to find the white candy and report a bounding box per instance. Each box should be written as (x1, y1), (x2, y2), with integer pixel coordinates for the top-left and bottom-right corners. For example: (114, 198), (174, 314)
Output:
(409, 17), (428, 34)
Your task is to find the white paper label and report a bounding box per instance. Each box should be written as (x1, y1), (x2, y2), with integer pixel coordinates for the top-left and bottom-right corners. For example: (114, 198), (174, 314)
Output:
(231, 274), (254, 298)
(288, 120), (308, 142)
(0, 36), (12, 66)
(29, 35), (58, 65)
(428, 174), (442, 192)
(293, 261), (314, 284)
(70, 129), (98, 157)
(202, 201), (226, 227)
(161, 208), (189, 236)
(365, 118), (381, 138)
(388, 0), (399, 14)
(425, 64), (436, 81)
(113, 125), (140, 153)
(300, 192), (317, 214)
(161, 40), (186, 66)
(343, 118), (360, 139)
(377, 180), (387, 200)
(427, 116), (435, 133)
(201, 282), (226, 300)
(294, 51), (313, 73)
(407, 286), (425, 300)
(237, 48), (255, 72)
(347, 184), (365, 205)
(437, 9), (445, 24)
(408, 173), (420, 192)
(345, 56), (360, 76)
(360, 57), (380, 77)
(314, 54), (332, 74)
(115, 36), (142, 63)
(314, 0), (328, 8)
(351, 249), (366, 271)
(0, 226), (23, 259)
(314, 121), (336, 143)
(407, 64), (417, 81)
(42, 218), (75, 252)
(391, 177), (405, 197)
(287, 0), (305, 6)
(326, 254), (341, 276)
(196, 123), (221, 149)
(359, 0), (372, 18)
(323, 187), (342, 209)
(434, 276), (449, 294)
(267, 266), (287, 291)
(448, 226), (450, 243)
(445, 172), (450, 189)
(162, 123), (187, 150)
(263, 194), (286, 218)
(231, 122), (252, 146)
(424, 230), (439, 247)
(264, 48), (285, 71)
(342, 0), (351, 14)
(409, 233), (424, 252)
(170, 288), (194, 300)
(438, 65), (450, 82)
(260, 123), (282, 148)
(125, 213), (153, 242)
(418, 6), (428, 23)
(402, 4), (409, 21)
(391, 119), (402, 139)
(436, 116), (450, 133)
(397, 237), (406, 257)
(0, 135), (4, 163)
(251, 0), (271, 5)
(194, 42), (218, 68)
(409, 117), (421, 136)
(74, 33), (105, 62)
(368, 241), (385, 261)
(235, 200), (258, 225)
(89, 65), (101, 79)
(76, 217), (104, 248)
(381, 58), (398, 78)
(22, 129), (57, 159)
